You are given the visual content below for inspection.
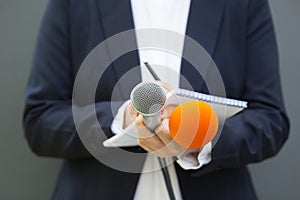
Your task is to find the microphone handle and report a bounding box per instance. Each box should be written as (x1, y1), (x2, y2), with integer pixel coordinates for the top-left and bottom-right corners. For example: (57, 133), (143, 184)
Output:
(143, 113), (176, 200)
(142, 62), (175, 200)
(143, 114), (161, 132)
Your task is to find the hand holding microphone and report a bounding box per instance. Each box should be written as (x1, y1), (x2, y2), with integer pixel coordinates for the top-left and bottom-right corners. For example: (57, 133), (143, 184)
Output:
(129, 82), (218, 157)
(122, 81), (184, 157)
(125, 61), (219, 157)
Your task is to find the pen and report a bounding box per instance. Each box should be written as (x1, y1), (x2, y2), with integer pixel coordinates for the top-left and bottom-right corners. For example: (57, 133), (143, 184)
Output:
(144, 62), (161, 81)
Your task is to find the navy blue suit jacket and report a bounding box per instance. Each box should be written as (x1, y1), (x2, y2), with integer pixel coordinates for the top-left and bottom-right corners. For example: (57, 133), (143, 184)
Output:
(23, 0), (289, 199)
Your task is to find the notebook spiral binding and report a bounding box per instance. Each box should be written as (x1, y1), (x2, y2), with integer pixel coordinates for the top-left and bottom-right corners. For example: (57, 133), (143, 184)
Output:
(175, 88), (248, 108)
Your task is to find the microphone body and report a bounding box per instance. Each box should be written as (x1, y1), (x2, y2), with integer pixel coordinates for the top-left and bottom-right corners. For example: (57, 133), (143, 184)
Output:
(130, 82), (166, 132)
(131, 81), (176, 200)
(142, 114), (162, 132)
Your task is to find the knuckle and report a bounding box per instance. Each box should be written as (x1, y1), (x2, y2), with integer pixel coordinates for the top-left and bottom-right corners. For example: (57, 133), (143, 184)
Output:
(138, 138), (146, 146)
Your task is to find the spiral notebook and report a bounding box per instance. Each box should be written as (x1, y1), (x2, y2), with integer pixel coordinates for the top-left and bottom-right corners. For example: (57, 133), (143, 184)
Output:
(143, 62), (247, 119)
(103, 89), (248, 147)
(171, 88), (248, 119)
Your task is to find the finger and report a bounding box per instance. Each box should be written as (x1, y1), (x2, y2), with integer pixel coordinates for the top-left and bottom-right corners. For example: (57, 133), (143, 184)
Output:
(138, 141), (155, 153)
(139, 134), (166, 150)
(128, 102), (138, 116)
(156, 81), (172, 93)
(135, 115), (166, 149)
(139, 134), (179, 158)
(135, 116), (171, 155)
(161, 105), (176, 119)
(156, 119), (188, 156)
(124, 102), (138, 128)
(155, 119), (173, 145)
(135, 115), (153, 139)
(135, 115), (145, 126)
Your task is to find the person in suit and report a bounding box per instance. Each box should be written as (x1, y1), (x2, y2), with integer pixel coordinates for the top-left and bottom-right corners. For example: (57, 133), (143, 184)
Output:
(23, 0), (289, 199)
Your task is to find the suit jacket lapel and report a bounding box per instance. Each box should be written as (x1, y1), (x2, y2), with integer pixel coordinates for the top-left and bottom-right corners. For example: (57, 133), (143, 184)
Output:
(97, 0), (134, 38)
(96, 1), (144, 198)
(97, 0), (227, 94)
(97, 0), (141, 99)
(180, 0), (227, 92)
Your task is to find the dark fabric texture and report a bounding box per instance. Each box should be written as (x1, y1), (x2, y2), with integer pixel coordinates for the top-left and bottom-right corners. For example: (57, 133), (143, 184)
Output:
(23, 0), (289, 199)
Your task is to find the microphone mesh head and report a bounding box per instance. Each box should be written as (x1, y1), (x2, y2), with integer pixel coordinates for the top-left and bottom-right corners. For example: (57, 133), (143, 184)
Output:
(131, 82), (166, 115)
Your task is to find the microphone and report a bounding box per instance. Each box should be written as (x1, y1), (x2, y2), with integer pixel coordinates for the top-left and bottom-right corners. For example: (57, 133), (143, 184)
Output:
(130, 82), (166, 132)
(169, 100), (219, 149)
(132, 64), (176, 200)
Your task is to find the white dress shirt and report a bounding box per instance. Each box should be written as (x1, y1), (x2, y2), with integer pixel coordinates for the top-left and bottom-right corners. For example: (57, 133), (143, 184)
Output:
(111, 1), (212, 199)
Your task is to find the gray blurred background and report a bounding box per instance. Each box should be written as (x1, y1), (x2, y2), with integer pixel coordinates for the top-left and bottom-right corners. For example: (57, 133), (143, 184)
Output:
(0, 0), (299, 199)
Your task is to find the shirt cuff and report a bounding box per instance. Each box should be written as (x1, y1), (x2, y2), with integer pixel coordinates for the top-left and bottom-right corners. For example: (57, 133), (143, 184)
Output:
(111, 100), (130, 135)
(176, 142), (212, 170)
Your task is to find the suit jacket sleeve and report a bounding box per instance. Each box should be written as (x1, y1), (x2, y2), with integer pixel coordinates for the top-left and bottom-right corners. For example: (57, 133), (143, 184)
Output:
(23, 0), (124, 159)
(192, 0), (290, 176)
